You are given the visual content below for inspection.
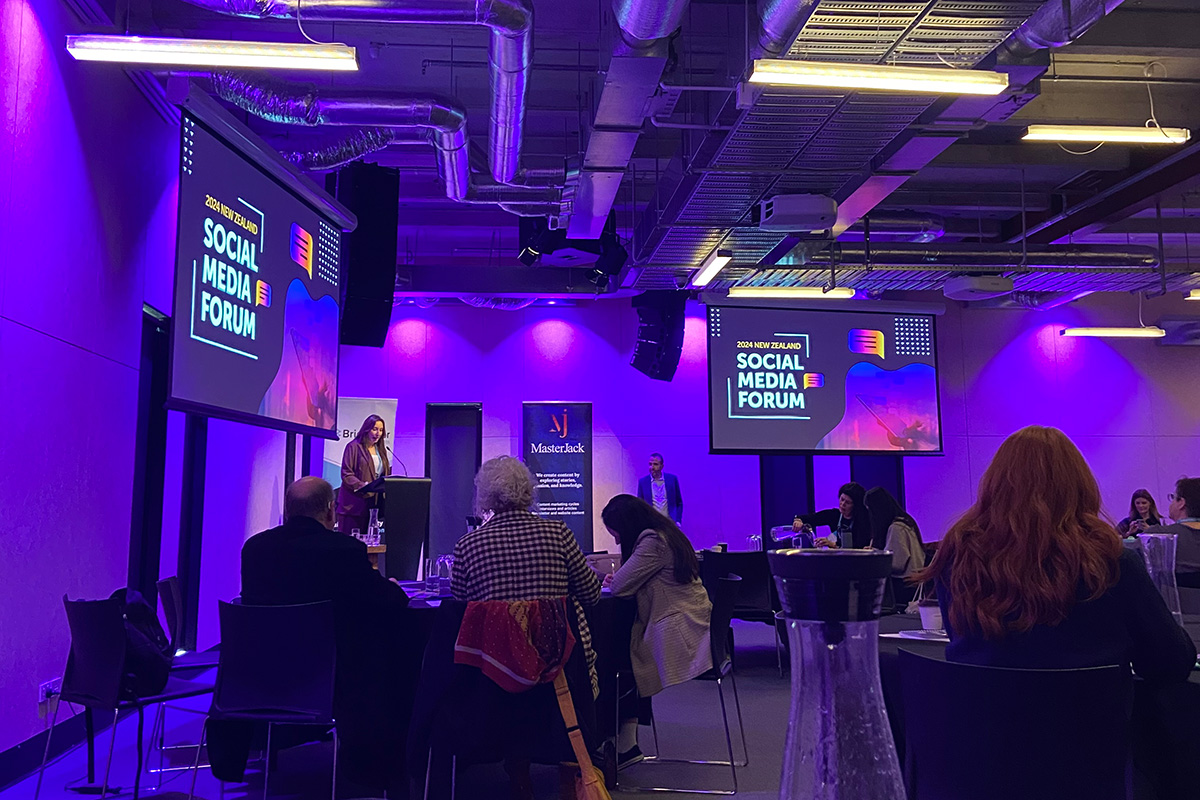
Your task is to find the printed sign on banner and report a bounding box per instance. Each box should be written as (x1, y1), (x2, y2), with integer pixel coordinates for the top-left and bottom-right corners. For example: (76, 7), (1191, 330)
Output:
(323, 397), (399, 487)
(522, 402), (594, 553)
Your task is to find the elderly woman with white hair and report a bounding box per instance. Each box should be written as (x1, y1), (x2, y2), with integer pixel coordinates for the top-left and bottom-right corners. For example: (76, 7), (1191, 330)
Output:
(451, 456), (602, 692)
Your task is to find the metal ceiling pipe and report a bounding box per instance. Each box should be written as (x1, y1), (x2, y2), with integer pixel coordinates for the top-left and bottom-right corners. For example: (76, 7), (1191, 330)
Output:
(214, 73), (558, 207)
(566, 0), (693, 238)
(213, 73), (470, 197)
(1005, 0), (1126, 57)
(280, 128), (408, 171)
(839, 212), (946, 244)
(756, 0), (818, 57)
(179, 0), (532, 183)
(792, 243), (1159, 269)
(460, 296), (538, 310)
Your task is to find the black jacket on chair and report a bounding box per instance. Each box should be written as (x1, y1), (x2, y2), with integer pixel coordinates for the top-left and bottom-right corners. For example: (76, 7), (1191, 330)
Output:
(408, 600), (598, 800)
(208, 516), (412, 792)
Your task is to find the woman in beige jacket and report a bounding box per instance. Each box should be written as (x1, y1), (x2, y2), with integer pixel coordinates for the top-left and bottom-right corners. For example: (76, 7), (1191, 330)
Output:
(602, 494), (712, 766)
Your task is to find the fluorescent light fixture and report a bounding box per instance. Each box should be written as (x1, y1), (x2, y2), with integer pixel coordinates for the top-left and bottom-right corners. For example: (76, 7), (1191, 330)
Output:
(1186, 289), (1200, 301)
(749, 59), (1008, 96)
(692, 249), (733, 287)
(1060, 326), (1166, 339)
(65, 35), (358, 71)
(1024, 124), (1190, 145)
(727, 286), (856, 299)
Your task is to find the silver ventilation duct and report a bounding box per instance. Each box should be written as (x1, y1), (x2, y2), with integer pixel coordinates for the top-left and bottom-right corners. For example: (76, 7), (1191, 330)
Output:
(1005, 0), (1125, 58)
(213, 74), (558, 206)
(567, 0), (694, 238)
(569, 0), (819, 239)
(785, 243), (1159, 270)
(459, 296), (538, 310)
(278, 128), (394, 172)
(179, 0), (532, 183)
(756, 0), (818, 58)
(839, 213), (946, 244)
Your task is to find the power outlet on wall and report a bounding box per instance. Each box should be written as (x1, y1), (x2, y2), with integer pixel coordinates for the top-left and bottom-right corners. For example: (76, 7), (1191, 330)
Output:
(37, 678), (62, 706)
(37, 676), (62, 714)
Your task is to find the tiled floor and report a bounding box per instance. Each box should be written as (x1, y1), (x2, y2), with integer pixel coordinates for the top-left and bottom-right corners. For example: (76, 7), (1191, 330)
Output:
(3, 622), (790, 800)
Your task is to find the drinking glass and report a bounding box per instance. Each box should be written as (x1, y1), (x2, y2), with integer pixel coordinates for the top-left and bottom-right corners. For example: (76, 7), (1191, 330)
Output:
(426, 557), (441, 593)
(437, 556), (454, 594)
(351, 528), (362, 542)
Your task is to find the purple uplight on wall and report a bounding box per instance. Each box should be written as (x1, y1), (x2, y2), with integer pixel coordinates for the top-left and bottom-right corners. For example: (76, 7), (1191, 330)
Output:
(530, 318), (577, 362)
(388, 317), (428, 358)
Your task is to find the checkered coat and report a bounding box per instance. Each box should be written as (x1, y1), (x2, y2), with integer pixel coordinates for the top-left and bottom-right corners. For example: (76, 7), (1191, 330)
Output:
(451, 510), (602, 696)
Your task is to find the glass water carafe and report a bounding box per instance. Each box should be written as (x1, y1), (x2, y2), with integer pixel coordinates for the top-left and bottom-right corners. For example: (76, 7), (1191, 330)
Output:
(1140, 533), (1183, 626)
(768, 549), (905, 800)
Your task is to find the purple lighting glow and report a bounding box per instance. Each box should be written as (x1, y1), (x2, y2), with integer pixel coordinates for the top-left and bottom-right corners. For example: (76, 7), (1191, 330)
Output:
(530, 318), (576, 362)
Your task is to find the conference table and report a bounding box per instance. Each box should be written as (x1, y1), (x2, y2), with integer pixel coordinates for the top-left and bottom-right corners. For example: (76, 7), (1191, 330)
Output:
(877, 613), (1200, 800)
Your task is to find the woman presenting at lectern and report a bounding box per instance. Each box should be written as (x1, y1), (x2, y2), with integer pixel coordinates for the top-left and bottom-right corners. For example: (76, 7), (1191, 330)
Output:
(336, 414), (390, 536)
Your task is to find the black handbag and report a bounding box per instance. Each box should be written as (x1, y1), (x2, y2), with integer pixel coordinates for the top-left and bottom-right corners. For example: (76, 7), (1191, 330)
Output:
(110, 588), (173, 699)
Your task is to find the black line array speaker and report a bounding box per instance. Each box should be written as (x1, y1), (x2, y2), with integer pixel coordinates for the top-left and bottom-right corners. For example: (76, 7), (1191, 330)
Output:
(335, 162), (399, 347)
(631, 291), (688, 381)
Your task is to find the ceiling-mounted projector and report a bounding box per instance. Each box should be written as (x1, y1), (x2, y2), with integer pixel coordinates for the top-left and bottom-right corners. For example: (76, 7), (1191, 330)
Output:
(943, 275), (1014, 301)
(755, 194), (838, 233)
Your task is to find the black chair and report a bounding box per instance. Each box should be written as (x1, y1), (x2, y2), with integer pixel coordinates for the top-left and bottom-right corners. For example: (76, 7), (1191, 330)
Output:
(410, 600), (598, 800)
(619, 574), (747, 795)
(899, 649), (1131, 800)
(701, 551), (785, 675)
(188, 601), (338, 800)
(145, 577), (218, 778)
(34, 596), (213, 800)
(157, 576), (220, 670)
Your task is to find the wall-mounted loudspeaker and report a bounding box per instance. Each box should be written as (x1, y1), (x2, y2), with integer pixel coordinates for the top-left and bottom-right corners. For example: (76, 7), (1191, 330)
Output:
(335, 162), (399, 348)
(631, 291), (687, 381)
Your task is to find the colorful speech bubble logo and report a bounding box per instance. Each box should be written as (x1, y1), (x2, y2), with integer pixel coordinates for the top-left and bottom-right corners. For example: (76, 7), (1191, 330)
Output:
(803, 373), (824, 389)
(849, 329), (885, 358)
(290, 223), (313, 278)
(255, 280), (272, 308)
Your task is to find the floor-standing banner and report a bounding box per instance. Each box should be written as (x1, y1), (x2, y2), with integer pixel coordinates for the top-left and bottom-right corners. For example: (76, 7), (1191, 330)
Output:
(324, 397), (399, 488)
(522, 402), (594, 553)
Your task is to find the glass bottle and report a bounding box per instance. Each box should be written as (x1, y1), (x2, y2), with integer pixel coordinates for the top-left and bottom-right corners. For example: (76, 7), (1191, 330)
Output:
(768, 549), (905, 800)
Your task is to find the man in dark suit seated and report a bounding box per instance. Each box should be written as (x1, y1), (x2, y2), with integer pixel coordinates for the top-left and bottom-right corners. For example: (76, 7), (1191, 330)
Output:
(213, 477), (411, 794)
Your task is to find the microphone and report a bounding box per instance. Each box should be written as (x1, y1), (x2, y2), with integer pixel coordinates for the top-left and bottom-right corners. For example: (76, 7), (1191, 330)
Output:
(385, 444), (409, 476)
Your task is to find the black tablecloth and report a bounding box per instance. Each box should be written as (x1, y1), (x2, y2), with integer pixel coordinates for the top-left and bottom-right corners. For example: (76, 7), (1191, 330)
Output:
(877, 614), (1200, 800)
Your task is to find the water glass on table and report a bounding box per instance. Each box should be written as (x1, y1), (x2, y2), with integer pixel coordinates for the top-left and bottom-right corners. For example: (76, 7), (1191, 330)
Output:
(426, 557), (443, 594)
(437, 555), (454, 594)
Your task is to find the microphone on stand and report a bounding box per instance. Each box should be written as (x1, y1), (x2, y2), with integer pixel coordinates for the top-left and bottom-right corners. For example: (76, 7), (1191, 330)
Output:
(385, 444), (409, 476)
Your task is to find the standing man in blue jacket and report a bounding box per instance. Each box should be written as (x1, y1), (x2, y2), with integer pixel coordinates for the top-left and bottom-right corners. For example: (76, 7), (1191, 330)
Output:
(637, 452), (683, 524)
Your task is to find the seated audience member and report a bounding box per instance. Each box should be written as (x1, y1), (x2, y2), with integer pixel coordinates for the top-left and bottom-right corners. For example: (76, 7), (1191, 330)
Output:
(452, 456), (602, 694)
(1146, 477), (1200, 587)
(239, 476), (410, 791)
(1118, 488), (1164, 535)
(601, 494), (712, 766)
(792, 481), (872, 548)
(864, 486), (926, 606)
(916, 426), (1195, 681)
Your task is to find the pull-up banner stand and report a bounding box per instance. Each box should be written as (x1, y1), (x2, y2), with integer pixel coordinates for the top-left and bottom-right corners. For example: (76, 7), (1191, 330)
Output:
(522, 402), (594, 553)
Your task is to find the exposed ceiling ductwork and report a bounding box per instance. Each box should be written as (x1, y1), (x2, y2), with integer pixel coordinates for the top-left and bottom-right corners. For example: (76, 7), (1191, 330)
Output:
(566, 0), (697, 239)
(568, 0), (820, 240)
(780, 243), (1159, 271)
(732, 243), (1190, 295)
(1005, 0), (1125, 58)
(212, 73), (559, 207)
(177, 0), (532, 184)
(628, 0), (1138, 291)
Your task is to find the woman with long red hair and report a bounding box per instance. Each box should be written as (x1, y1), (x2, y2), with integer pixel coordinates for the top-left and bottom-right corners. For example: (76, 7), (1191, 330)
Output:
(917, 426), (1194, 679)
